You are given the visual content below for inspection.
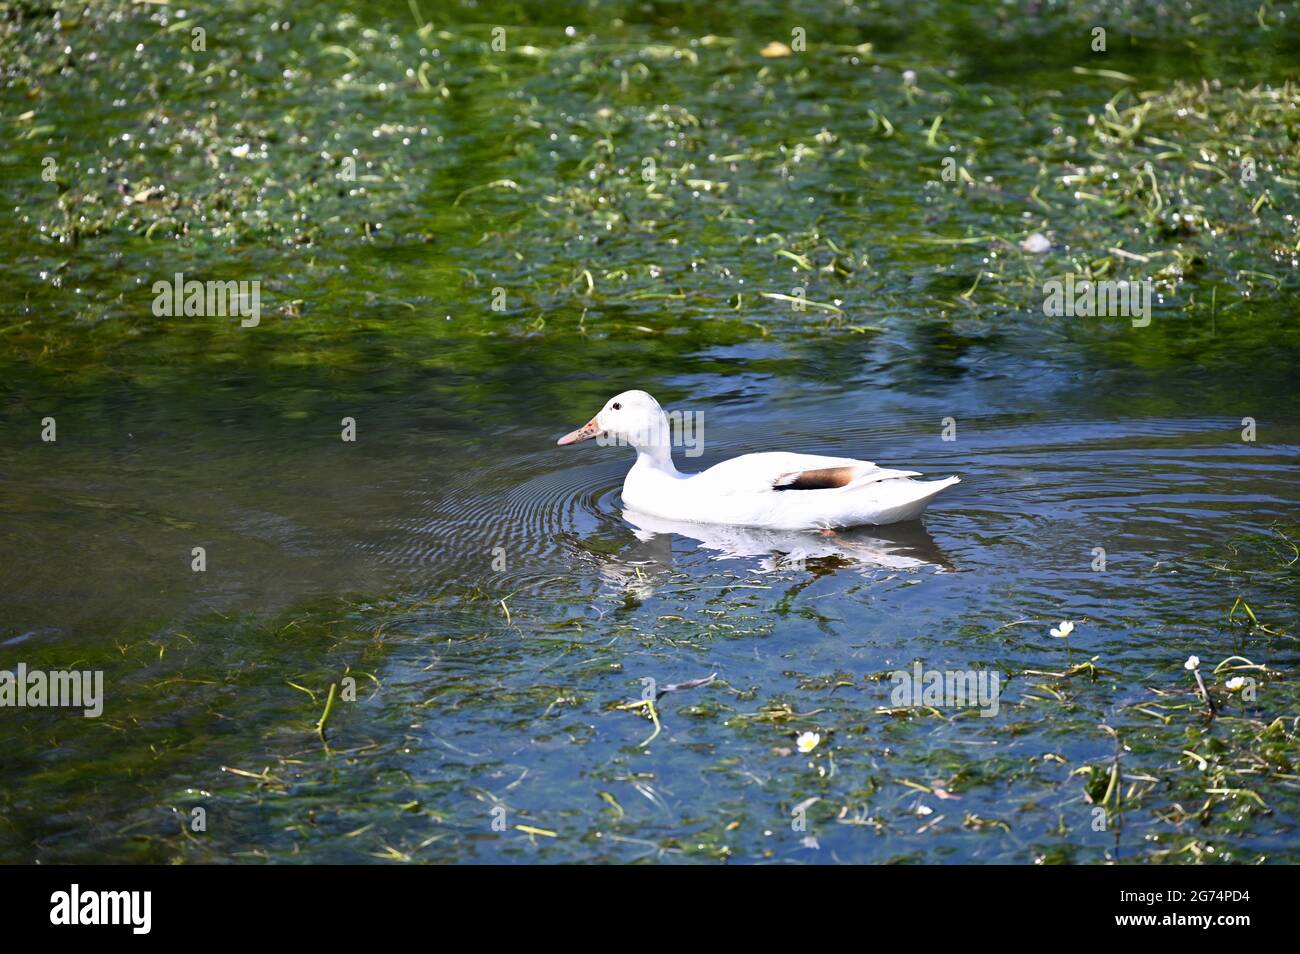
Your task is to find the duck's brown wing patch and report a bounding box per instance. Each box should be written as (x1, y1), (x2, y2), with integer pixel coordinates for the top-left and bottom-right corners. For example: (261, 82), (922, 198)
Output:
(773, 466), (858, 490)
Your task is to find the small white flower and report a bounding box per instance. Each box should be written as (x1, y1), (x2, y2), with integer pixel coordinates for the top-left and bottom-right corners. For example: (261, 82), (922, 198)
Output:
(1020, 232), (1052, 254)
(1224, 677), (1247, 692)
(1184, 655), (1200, 671)
(1050, 620), (1075, 639)
(796, 731), (820, 754)
(230, 143), (251, 159)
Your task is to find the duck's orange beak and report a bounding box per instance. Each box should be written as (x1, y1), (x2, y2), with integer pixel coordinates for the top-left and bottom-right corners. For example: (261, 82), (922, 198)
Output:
(557, 416), (603, 446)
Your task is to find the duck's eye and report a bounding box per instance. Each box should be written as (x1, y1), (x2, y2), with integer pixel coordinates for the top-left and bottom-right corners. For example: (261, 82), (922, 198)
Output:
(612, 402), (621, 410)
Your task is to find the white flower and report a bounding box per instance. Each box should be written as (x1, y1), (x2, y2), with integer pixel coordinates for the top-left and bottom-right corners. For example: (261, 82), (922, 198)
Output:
(229, 143), (251, 159)
(1184, 655), (1200, 671)
(1224, 677), (1247, 692)
(1050, 620), (1075, 639)
(1020, 232), (1052, 254)
(796, 731), (820, 754)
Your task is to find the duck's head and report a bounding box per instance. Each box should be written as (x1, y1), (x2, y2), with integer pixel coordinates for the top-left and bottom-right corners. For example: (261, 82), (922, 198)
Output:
(557, 390), (670, 452)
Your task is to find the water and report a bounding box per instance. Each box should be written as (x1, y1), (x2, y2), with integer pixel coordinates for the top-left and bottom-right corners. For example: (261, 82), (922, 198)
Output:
(1, 0), (1298, 863)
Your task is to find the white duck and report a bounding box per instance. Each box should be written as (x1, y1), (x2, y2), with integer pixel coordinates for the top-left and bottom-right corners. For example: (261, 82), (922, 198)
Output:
(557, 390), (959, 531)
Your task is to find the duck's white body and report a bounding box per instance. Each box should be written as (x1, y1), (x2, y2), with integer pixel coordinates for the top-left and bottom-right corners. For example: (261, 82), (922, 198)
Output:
(558, 391), (959, 531)
(621, 450), (958, 530)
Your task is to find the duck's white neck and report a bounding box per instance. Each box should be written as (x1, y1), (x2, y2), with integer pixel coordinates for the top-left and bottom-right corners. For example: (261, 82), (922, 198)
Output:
(618, 415), (677, 474)
(632, 440), (679, 475)
(618, 411), (681, 476)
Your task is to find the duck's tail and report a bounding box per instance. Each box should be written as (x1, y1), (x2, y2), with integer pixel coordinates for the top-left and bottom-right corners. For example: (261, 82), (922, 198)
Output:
(847, 475), (960, 526)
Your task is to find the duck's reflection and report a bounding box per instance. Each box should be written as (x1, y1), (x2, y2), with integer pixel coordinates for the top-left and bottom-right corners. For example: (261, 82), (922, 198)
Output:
(617, 508), (954, 575)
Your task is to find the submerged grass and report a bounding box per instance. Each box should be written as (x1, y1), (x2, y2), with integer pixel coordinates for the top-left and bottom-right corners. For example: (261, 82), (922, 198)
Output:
(2, 1), (1297, 378)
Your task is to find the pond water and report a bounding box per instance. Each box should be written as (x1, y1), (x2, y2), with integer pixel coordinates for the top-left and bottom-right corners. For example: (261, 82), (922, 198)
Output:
(1, 0), (1297, 863)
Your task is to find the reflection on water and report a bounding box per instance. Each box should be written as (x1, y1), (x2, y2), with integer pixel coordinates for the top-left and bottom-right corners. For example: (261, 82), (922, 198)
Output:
(3, 341), (1297, 864)
(621, 508), (954, 573)
(3, 353), (1299, 863)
